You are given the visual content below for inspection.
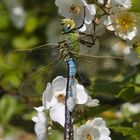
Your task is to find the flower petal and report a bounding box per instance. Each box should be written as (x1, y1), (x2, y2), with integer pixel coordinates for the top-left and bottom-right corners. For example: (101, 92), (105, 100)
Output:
(42, 83), (58, 110)
(32, 116), (39, 123)
(34, 122), (47, 140)
(100, 127), (111, 136)
(100, 136), (111, 140)
(52, 76), (66, 93)
(42, 83), (53, 109)
(124, 48), (140, 66)
(85, 96), (99, 107)
(127, 27), (137, 40)
(103, 16), (115, 31)
(55, 0), (72, 8)
(45, 97), (58, 110)
(76, 84), (88, 104)
(34, 106), (44, 112)
(91, 117), (105, 127)
(112, 0), (132, 8)
(37, 111), (47, 124)
(50, 103), (65, 127)
(79, 24), (87, 32)
(85, 4), (96, 24)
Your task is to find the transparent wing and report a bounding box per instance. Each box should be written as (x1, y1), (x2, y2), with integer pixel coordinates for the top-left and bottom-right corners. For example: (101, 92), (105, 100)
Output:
(19, 55), (66, 97)
(4, 43), (66, 97)
(4, 43), (58, 70)
(72, 51), (136, 85)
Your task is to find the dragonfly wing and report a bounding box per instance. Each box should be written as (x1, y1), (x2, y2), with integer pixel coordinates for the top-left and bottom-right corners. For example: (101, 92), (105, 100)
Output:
(72, 52), (136, 84)
(3, 43), (68, 97)
(4, 43), (59, 69)
(18, 55), (65, 97)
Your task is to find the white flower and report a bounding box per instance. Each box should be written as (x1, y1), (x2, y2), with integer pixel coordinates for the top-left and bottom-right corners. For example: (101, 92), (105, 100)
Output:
(3, 0), (26, 28)
(74, 117), (111, 140)
(116, 102), (140, 118)
(103, 10), (137, 40)
(55, 0), (96, 32)
(124, 47), (140, 66)
(85, 96), (99, 107)
(111, 39), (140, 65)
(42, 76), (99, 127)
(112, 0), (132, 9)
(98, 0), (104, 4)
(32, 106), (47, 140)
(110, 39), (128, 56)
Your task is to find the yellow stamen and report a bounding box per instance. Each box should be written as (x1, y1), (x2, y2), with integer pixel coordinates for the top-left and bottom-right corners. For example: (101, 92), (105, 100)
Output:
(56, 94), (65, 104)
(86, 134), (93, 140)
(70, 4), (81, 14)
(115, 12), (136, 33)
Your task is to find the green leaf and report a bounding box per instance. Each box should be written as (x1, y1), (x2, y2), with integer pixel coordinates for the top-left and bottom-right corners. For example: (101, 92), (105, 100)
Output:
(130, 0), (140, 13)
(0, 95), (24, 124)
(12, 35), (39, 49)
(135, 74), (140, 84)
(117, 86), (135, 101)
(1, 71), (22, 90)
(111, 126), (140, 138)
(25, 16), (38, 33)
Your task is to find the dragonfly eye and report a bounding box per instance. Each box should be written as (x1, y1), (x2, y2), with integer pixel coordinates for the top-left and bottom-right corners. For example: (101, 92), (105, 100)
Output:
(66, 24), (71, 30)
(61, 18), (75, 33)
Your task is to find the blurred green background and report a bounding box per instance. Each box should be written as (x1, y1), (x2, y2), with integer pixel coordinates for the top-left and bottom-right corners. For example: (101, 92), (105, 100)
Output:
(0, 0), (140, 140)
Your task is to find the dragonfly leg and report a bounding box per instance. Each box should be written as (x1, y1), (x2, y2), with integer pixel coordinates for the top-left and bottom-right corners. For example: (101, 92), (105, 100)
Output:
(80, 39), (95, 48)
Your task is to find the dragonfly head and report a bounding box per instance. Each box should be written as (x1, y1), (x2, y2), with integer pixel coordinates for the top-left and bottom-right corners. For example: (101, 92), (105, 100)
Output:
(61, 18), (75, 34)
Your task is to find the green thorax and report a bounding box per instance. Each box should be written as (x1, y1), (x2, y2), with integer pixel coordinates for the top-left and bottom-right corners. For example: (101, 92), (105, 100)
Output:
(59, 32), (80, 61)
(59, 18), (80, 60)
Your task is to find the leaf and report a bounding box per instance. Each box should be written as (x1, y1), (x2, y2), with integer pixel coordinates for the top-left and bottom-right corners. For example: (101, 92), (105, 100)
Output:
(25, 16), (38, 33)
(0, 95), (24, 124)
(130, 0), (140, 13)
(117, 86), (135, 101)
(111, 126), (140, 138)
(135, 74), (140, 84)
(12, 35), (39, 49)
(1, 70), (22, 91)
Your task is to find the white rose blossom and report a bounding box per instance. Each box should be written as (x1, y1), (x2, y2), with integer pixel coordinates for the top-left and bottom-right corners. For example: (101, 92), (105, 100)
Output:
(112, 0), (132, 9)
(111, 38), (140, 65)
(116, 102), (140, 118)
(97, 0), (131, 8)
(55, 0), (96, 32)
(103, 9), (137, 40)
(42, 76), (99, 127)
(32, 106), (47, 140)
(124, 46), (140, 66)
(74, 117), (111, 140)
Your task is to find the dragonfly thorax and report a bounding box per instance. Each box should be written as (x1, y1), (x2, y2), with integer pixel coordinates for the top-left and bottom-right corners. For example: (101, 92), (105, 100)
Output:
(59, 40), (72, 61)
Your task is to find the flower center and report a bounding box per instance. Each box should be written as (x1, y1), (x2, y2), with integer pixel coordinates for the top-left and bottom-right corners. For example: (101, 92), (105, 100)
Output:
(56, 94), (65, 104)
(70, 4), (81, 14)
(115, 12), (136, 33)
(86, 133), (93, 140)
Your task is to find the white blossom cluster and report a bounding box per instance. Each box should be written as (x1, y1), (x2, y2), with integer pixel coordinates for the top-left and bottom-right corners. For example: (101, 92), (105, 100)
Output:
(32, 76), (108, 140)
(116, 102), (140, 118)
(55, 0), (140, 65)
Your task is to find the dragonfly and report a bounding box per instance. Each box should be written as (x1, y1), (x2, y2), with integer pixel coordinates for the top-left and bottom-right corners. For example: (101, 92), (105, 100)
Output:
(4, 18), (135, 98)
(4, 17), (136, 140)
